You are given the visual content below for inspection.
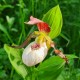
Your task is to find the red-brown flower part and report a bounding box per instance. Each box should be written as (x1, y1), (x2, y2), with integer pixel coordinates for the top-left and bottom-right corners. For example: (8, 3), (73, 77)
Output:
(25, 16), (50, 33)
(37, 22), (50, 33)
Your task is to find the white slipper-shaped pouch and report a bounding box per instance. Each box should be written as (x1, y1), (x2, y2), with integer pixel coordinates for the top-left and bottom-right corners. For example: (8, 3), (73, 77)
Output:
(22, 41), (48, 66)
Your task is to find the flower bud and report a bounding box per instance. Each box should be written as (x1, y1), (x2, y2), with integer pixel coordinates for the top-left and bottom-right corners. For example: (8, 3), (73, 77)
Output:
(22, 41), (48, 66)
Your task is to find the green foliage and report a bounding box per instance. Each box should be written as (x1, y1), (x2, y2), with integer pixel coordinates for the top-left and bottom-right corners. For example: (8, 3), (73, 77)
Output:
(0, 23), (12, 43)
(37, 56), (65, 80)
(67, 54), (78, 59)
(4, 44), (66, 80)
(57, 54), (79, 80)
(0, 48), (9, 79)
(0, 4), (13, 12)
(3, 5), (65, 80)
(4, 44), (28, 79)
(0, 0), (80, 80)
(4, 44), (78, 80)
(6, 16), (15, 29)
(43, 5), (62, 39)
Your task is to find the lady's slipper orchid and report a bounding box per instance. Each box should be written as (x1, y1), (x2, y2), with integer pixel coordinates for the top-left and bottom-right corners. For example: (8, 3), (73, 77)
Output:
(22, 42), (48, 66)
(12, 16), (68, 66)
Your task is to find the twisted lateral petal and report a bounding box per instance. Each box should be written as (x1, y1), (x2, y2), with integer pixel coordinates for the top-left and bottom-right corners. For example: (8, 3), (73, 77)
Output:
(22, 41), (48, 66)
(25, 16), (50, 33)
(25, 16), (42, 25)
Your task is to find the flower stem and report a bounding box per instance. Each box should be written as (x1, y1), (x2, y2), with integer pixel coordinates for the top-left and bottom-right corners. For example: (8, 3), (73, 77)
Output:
(10, 67), (14, 79)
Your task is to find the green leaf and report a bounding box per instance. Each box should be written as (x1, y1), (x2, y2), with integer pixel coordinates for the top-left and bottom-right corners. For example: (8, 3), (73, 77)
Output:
(60, 33), (70, 46)
(66, 54), (78, 59)
(57, 75), (64, 80)
(0, 70), (7, 78)
(0, 4), (13, 12)
(42, 5), (62, 39)
(37, 56), (65, 80)
(0, 23), (13, 43)
(4, 44), (28, 79)
(6, 16), (15, 28)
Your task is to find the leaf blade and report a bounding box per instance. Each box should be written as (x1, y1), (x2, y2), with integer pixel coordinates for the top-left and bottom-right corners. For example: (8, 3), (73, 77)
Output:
(4, 44), (28, 79)
(0, 24), (13, 43)
(37, 56), (65, 80)
(42, 5), (62, 39)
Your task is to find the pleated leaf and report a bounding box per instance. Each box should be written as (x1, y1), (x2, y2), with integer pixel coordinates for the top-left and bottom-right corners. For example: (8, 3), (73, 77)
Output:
(37, 56), (65, 80)
(42, 5), (62, 39)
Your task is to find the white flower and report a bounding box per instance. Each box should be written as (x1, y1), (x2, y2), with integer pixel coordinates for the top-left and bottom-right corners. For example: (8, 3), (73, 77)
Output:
(22, 41), (48, 66)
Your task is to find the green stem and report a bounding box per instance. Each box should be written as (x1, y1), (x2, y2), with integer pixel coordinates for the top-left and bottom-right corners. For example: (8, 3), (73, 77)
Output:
(54, 0), (58, 4)
(60, 33), (70, 46)
(43, 0), (46, 10)
(31, 0), (35, 16)
(35, 0), (37, 16)
(7, 34), (13, 43)
(31, 67), (36, 80)
(18, 32), (23, 44)
(10, 67), (14, 79)
(18, 0), (25, 44)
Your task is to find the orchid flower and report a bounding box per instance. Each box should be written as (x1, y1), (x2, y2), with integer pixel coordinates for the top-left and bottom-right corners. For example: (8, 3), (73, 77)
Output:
(12, 16), (68, 66)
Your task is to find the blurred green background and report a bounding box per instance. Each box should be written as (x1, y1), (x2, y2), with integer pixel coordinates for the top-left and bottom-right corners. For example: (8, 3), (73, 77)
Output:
(0, 0), (80, 80)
